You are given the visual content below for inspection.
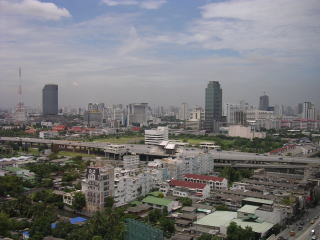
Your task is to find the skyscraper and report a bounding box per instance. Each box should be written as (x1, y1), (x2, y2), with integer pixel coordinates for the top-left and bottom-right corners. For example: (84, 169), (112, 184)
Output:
(259, 94), (269, 111)
(303, 102), (316, 120)
(42, 84), (58, 115)
(204, 81), (222, 132)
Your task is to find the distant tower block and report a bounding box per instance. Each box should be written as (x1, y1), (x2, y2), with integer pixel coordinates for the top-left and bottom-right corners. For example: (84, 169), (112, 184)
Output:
(42, 84), (58, 115)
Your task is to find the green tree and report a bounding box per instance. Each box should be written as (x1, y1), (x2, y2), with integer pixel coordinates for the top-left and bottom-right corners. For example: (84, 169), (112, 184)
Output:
(198, 233), (222, 240)
(159, 217), (175, 237)
(104, 196), (115, 208)
(52, 222), (75, 238)
(178, 197), (192, 206)
(148, 209), (162, 223)
(72, 192), (86, 212)
(226, 222), (255, 240)
(0, 212), (12, 236)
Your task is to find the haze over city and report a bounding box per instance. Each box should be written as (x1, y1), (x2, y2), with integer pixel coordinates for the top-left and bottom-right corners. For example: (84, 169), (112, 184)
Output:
(1, 0), (320, 108)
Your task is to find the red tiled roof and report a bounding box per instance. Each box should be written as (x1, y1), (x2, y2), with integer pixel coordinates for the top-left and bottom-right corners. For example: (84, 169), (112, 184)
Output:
(52, 125), (66, 131)
(184, 174), (225, 182)
(169, 179), (206, 189)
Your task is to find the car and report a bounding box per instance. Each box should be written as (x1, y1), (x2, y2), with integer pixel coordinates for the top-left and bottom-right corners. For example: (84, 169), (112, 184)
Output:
(298, 226), (303, 231)
(311, 220), (315, 224)
(311, 236), (317, 240)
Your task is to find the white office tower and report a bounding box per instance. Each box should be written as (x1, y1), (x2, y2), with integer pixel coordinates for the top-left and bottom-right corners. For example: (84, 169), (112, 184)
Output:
(144, 126), (169, 145)
(178, 102), (189, 121)
(303, 102), (316, 120)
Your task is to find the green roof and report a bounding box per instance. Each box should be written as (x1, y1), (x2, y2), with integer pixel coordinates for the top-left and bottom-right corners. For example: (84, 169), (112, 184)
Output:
(232, 219), (274, 233)
(5, 166), (25, 173)
(148, 191), (163, 197)
(142, 196), (172, 207)
(130, 201), (142, 206)
(195, 211), (237, 227)
(243, 197), (273, 205)
(238, 205), (259, 214)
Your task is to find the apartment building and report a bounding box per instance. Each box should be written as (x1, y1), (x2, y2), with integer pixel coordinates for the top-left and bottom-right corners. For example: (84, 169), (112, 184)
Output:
(81, 165), (114, 212)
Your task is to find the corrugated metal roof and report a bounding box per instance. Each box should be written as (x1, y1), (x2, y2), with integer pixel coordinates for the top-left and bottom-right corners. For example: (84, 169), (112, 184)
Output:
(142, 196), (172, 206)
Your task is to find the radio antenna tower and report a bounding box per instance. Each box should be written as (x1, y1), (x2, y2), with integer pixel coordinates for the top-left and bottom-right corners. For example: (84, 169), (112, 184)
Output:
(14, 67), (27, 122)
(17, 67), (23, 110)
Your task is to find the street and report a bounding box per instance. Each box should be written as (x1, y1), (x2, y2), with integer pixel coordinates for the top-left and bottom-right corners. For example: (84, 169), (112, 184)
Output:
(277, 205), (320, 240)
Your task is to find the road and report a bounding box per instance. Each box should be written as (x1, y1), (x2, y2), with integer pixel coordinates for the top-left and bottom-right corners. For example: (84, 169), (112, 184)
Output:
(277, 205), (320, 240)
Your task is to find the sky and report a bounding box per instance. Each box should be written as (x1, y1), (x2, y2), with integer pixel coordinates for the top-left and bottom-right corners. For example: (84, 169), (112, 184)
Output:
(1, 0), (320, 109)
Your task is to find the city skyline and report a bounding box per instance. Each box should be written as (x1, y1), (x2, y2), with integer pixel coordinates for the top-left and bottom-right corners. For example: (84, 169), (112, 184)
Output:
(1, 0), (320, 108)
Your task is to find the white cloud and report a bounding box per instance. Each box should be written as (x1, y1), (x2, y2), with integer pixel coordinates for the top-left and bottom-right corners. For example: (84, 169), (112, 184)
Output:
(102, 0), (166, 9)
(140, 0), (166, 9)
(0, 0), (71, 21)
(184, 0), (320, 55)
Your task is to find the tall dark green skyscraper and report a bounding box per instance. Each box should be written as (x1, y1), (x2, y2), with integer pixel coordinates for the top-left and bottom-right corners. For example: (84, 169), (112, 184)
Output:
(204, 81), (222, 132)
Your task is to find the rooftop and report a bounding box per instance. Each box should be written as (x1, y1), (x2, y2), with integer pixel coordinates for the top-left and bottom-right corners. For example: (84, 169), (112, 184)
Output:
(195, 211), (237, 227)
(232, 218), (274, 233)
(238, 205), (259, 214)
(243, 197), (274, 205)
(142, 196), (173, 207)
(169, 179), (207, 189)
(184, 173), (225, 182)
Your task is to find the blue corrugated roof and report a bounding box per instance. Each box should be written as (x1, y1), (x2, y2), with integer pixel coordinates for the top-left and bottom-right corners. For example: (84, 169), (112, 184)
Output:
(22, 231), (30, 237)
(70, 217), (87, 224)
(51, 223), (57, 229)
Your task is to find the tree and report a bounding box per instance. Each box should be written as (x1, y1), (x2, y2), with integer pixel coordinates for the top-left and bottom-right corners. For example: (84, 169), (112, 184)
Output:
(92, 236), (103, 240)
(178, 197), (192, 206)
(159, 217), (175, 237)
(198, 233), (222, 240)
(72, 192), (86, 212)
(226, 222), (255, 240)
(52, 222), (75, 238)
(148, 209), (162, 223)
(0, 212), (12, 237)
(104, 196), (115, 208)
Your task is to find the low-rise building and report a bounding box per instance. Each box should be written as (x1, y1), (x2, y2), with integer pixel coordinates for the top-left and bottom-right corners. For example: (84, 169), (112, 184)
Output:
(184, 174), (228, 191)
(160, 179), (210, 199)
(145, 127), (169, 145)
(142, 196), (179, 213)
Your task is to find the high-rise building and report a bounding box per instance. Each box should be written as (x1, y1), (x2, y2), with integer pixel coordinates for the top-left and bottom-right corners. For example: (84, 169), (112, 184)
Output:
(204, 81), (222, 132)
(127, 103), (149, 127)
(303, 102), (316, 120)
(42, 84), (58, 115)
(178, 102), (189, 121)
(259, 94), (269, 111)
(81, 164), (114, 212)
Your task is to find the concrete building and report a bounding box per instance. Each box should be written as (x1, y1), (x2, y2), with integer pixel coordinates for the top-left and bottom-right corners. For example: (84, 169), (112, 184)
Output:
(142, 196), (179, 213)
(145, 126), (169, 145)
(178, 103), (189, 121)
(194, 209), (274, 238)
(81, 165), (114, 212)
(303, 102), (316, 120)
(42, 84), (58, 115)
(204, 81), (222, 133)
(259, 94), (269, 111)
(184, 174), (228, 191)
(127, 103), (149, 127)
(122, 155), (140, 169)
(160, 179), (210, 199)
(246, 109), (274, 121)
(39, 130), (59, 139)
(225, 103), (247, 125)
(228, 125), (266, 139)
